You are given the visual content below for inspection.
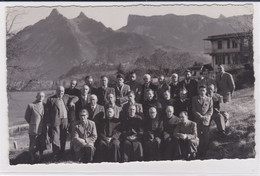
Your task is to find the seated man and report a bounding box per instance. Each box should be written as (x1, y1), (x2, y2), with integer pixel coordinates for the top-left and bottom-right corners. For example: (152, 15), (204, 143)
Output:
(105, 93), (122, 119)
(161, 106), (180, 160)
(24, 92), (47, 163)
(174, 88), (192, 120)
(173, 111), (199, 160)
(207, 84), (227, 137)
(97, 108), (122, 162)
(122, 105), (144, 162)
(142, 89), (162, 119)
(143, 107), (163, 161)
(73, 109), (97, 163)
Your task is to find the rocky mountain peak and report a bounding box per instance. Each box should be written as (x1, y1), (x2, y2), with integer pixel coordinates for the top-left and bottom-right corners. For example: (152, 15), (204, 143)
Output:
(77, 12), (87, 19)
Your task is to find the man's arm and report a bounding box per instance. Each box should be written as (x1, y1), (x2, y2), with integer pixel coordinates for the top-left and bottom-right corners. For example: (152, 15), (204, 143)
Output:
(73, 127), (87, 147)
(186, 123), (197, 140)
(192, 97), (204, 121)
(24, 104), (32, 123)
(203, 98), (213, 122)
(85, 122), (98, 144)
(228, 74), (235, 95)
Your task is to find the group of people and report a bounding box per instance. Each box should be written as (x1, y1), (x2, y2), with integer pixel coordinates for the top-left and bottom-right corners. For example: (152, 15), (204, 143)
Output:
(24, 64), (235, 163)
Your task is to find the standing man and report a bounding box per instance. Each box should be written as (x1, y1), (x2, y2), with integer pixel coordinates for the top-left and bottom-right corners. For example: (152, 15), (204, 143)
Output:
(96, 76), (115, 106)
(157, 75), (170, 102)
(180, 70), (198, 99)
(24, 92), (47, 163)
(174, 88), (192, 120)
(65, 80), (81, 98)
(192, 85), (213, 158)
(126, 72), (141, 103)
(169, 73), (180, 100)
(115, 74), (131, 107)
(140, 74), (158, 104)
(216, 65), (235, 103)
(46, 86), (79, 161)
(85, 75), (97, 95)
(73, 109), (97, 163)
(75, 85), (91, 121)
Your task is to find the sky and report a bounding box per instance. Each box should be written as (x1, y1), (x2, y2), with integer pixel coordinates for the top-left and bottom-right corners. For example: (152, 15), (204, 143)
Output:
(6, 3), (253, 33)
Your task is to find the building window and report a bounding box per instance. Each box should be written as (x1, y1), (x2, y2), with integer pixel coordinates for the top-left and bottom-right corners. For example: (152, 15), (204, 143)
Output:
(232, 40), (238, 48)
(227, 54), (231, 64)
(243, 38), (249, 47)
(218, 40), (222, 49)
(227, 39), (230, 49)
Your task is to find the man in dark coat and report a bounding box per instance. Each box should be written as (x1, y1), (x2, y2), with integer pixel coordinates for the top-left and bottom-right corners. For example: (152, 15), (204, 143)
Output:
(46, 86), (79, 161)
(174, 88), (192, 120)
(143, 107), (163, 161)
(65, 80), (81, 98)
(115, 74), (131, 107)
(85, 75), (97, 95)
(75, 85), (91, 121)
(157, 75), (170, 102)
(96, 107), (122, 162)
(96, 76), (115, 106)
(161, 106), (180, 160)
(169, 73), (181, 100)
(142, 89), (162, 119)
(180, 70), (198, 99)
(122, 105), (144, 162)
(126, 72), (141, 103)
(140, 74), (158, 104)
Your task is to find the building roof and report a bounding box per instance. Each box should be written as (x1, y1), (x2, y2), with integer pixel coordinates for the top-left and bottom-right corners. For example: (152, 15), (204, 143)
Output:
(204, 31), (252, 41)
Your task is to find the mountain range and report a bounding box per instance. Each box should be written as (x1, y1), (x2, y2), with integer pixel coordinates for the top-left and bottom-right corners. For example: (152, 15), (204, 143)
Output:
(7, 8), (252, 80)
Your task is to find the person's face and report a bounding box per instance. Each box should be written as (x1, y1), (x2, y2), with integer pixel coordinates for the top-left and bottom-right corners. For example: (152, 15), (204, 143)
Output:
(81, 86), (89, 96)
(106, 109), (114, 119)
(207, 86), (215, 95)
(128, 106), (136, 117)
(147, 91), (154, 101)
(149, 109), (157, 119)
(172, 75), (178, 82)
(143, 76), (150, 84)
(179, 112), (188, 124)
(166, 107), (174, 118)
(101, 77), (108, 86)
(117, 78), (124, 87)
(56, 87), (65, 98)
(70, 80), (77, 89)
(130, 74), (136, 81)
(107, 94), (115, 104)
(158, 76), (164, 84)
(180, 91), (187, 99)
(199, 87), (207, 97)
(128, 93), (135, 102)
(36, 92), (45, 102)
(85, 78), (93, 86)
(185, 72), (192, 79)
(80, 111), (89, 124)
(163, 91), (171, 100)
(217, 66), (224, 74)
(90, 96), (97, 105)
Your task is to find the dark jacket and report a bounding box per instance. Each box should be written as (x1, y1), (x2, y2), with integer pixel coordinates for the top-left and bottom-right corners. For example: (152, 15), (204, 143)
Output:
(96, 87), (115, 106)
(180, 79), (198, 99)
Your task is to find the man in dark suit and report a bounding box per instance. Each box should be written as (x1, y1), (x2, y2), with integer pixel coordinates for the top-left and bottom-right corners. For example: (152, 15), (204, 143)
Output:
(75, 85), (91, 121)
(104, 93), (122, 119)
(85, 75), (97, 95)
(173, 111), (199, 160)
(46, 86), (79, 161)
(126, 72), (141, 103)
(86, 94), (105, 132)
(24, 92), (47, 163)
(96, 76), (115, 106)
(216, 65), (235, 103)
(115, 74), (131, 107)
(157, 75), (170, 102)
(73, 109), (97, 163)
(169, 73), (181, 100)
(174, 88), (192, 120)
(140, 74), (158, 104)
(180, 70), (198, 99)
(96, 107), (122, 162)
(65, 80), (81, 98)
(192, 85), (213, 158)
(122, 105), (144, 162)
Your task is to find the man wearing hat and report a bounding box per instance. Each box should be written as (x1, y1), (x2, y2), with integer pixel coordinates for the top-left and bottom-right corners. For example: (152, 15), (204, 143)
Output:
(115, 74), (131, 107)
(180, 70), (198, 99)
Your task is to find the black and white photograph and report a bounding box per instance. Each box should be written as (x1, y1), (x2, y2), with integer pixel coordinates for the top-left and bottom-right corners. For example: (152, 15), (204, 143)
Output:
(1, 2), (259, 175)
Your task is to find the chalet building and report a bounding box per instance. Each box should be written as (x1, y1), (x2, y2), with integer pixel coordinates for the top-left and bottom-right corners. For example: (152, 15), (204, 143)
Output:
(204, 32), (253, 70)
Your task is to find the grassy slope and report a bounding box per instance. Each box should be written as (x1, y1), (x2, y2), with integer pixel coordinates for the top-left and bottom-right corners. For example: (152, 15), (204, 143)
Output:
(9, 87), (255, 164)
